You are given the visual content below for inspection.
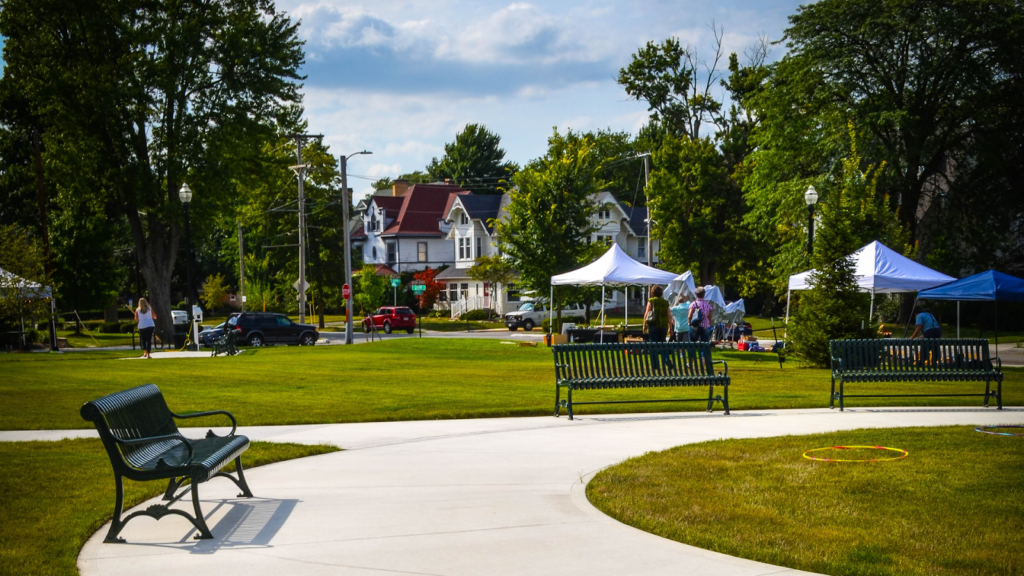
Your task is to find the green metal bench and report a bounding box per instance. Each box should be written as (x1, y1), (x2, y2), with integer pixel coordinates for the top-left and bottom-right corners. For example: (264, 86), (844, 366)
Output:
(553, 342), (730, 420)
(830, 338), (1003, 411)
(80, 384), (253, 542)
(211, 329), (238, 357)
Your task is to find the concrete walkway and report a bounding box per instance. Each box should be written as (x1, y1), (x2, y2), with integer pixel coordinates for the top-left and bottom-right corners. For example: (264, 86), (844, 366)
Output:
(51, 407), (1021, 575)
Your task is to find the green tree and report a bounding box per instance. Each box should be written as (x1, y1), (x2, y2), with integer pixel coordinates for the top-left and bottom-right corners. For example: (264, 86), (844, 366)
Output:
(354, 265), (389, 315)
(427, 124), (518, 194)
(647, 136), (742, 285)
(780, 0), (1024, 247)
(0, 0), (304, 341)
(788, 130), (896, 365)
(201, 273), (230, 315)
(467, 255), (515, 320)
(617, 28), (727, 141)
(496, 129), (604, 329)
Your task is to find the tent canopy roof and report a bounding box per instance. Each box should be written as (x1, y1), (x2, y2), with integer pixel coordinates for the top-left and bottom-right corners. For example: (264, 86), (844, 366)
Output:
(788, 241), (954, 293)
(551, 243), (678, 286)
(917, 270), (1024, 302)
(0, 267), (51, 299)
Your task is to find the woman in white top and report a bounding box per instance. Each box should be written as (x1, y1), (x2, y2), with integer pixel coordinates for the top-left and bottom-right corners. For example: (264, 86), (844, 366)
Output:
(134, 298), (157, 358)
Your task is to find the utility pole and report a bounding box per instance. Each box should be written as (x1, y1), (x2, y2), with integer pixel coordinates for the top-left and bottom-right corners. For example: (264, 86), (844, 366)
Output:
(237, 222), (245, 312)
(285, 133), (323, 324)
(339, 150), (372, 344)
(33, 128), (58, 352)
(642, 153), (652, 267)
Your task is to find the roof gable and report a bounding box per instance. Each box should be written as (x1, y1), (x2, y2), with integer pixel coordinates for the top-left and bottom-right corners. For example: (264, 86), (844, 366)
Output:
(382, 183), (470, 236)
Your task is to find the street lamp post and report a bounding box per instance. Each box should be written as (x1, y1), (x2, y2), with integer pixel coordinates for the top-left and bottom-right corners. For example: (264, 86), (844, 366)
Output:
(340, 150), (372, 345)
(179, 183), (198, 351)
(804, 185), (818, 255)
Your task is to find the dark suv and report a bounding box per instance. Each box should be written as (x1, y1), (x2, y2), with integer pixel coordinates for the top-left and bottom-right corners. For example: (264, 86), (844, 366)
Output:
(228, 313), (318, 347)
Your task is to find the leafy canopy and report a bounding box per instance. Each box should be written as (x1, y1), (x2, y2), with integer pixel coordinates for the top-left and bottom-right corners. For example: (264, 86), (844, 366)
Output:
(427, 124), (517, 195)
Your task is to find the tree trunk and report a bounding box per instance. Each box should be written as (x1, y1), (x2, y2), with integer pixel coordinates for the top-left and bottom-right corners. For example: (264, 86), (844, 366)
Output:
(128, 209), (180, 345)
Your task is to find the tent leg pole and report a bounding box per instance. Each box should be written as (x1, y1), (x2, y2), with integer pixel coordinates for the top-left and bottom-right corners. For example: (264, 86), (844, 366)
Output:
(957, 301), (960, 339)
(995, 300), (999, 361)
(600, 284), (606, 343)
(550, 284), (554, 343)
(785, 290), (791, 324)
(903, 299), (918, 338)
(869, 289), (874, 324)
(625, 287), (628, 333)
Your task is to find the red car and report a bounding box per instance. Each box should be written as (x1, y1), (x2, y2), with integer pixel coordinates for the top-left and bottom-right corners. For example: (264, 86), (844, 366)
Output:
(362, 306), (417, 334)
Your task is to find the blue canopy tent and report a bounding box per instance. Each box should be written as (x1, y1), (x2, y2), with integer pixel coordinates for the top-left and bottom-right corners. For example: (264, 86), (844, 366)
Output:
(914, 270), (1024, 357)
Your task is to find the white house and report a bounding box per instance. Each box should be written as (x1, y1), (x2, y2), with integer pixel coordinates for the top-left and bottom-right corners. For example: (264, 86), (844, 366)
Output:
(351, 179), (469, 274)
(434, 190), (660, 317)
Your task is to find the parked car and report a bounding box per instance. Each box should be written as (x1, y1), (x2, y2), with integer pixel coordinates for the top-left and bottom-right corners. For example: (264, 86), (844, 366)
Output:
(198, 323), (226, 346)
(504, 301), (587, 331)
(227, 312), (318, 346)
(362, 306), (416, 334)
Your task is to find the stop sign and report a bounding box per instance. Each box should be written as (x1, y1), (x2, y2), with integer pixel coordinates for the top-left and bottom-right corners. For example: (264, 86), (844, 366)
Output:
(342, 284), (351, 299)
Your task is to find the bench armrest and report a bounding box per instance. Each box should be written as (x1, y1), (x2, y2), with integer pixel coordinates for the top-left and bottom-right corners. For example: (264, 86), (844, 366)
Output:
(112, 433), (195, 464)
(712, 359), (728, 376)
(171, 410), (238, 437)
(831, 357), (845, 372)
(992, 356), (1002, 371)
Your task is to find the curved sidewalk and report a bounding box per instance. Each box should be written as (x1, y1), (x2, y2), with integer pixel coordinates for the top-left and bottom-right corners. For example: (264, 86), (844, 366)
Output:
(71, 406), (1024, 576)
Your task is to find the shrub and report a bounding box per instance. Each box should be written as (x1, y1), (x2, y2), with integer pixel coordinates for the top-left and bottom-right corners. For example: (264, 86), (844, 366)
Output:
(461, 309), (491, 321)
(98, 321), (124, 334)
(121, 323), (136, 334)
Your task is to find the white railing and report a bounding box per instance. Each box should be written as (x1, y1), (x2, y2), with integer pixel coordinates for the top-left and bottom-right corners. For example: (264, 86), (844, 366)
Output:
(450, 295), (489, 319)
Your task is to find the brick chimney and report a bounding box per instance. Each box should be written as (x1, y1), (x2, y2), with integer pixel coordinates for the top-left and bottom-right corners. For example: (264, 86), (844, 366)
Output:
(392, 179), (409, 196)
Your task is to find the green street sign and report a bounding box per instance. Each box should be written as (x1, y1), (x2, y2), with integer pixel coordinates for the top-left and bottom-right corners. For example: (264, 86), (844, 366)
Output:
(390, 278), (401, 287)
(411, 285), (426, 293)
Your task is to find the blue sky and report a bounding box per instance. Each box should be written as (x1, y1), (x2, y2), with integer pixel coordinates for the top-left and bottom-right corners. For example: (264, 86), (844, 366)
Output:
(1, 1), (806, 199)
(284, 0), (805, 198)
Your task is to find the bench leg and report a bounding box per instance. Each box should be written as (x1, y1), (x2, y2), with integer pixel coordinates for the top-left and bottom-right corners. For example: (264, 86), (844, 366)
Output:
(190, 482), (215, 540)
(567, 387), (574, 421)
(839, 379), (845, 412)
(723, 383), (730, 415)
(104, 474), (128, 543)
(162, 476), (185, 501)
(706, 383), (714, 412)
(984, 380), (990, 408)
(997, 380), (1003, 410)
(829, 375), (836, 409)
(554, 384), (561, 417)
(212, 457), (255, 498)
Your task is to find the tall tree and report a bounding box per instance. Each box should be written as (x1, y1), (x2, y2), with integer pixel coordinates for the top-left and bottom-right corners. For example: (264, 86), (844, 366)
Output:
(496, 129), (603, 328)
(468, 255), (515, 320)
(781, 0), (1024, 247)
(427, 124), (518, 194)
(647, 136), (740, 285)
(0, 0), (304, 340)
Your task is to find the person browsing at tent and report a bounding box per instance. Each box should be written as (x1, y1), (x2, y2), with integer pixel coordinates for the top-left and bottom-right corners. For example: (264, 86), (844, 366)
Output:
(910, 304), (941, 339)
(643, 285), (670, 343)
(669, 295), (691, 342)
(688, 287), (713, 342)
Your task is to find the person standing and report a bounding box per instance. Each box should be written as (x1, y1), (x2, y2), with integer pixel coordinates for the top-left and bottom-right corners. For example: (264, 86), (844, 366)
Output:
(688, 287), (714, 342)
(134, 298), (157, 358)
(643, 285), (670, 343)
(669, 295), (691, 342)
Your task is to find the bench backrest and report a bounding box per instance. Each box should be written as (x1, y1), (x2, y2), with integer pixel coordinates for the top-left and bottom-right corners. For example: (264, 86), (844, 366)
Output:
(830, 338), (994, 372)
(80, 384), (181, 471)
(553, 342), (717, 381)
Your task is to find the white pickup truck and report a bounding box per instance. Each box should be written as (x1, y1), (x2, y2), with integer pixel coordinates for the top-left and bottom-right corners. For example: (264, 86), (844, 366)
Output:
(504, 301), (588, 331)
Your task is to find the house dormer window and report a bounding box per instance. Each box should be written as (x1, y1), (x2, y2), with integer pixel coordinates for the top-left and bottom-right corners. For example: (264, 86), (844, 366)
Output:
(599, 209), (611, 220)
(460, 212), (469, 225)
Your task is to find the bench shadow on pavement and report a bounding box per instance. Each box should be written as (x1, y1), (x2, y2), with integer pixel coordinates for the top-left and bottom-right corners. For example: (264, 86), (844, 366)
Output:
(185, 498), (299, 554)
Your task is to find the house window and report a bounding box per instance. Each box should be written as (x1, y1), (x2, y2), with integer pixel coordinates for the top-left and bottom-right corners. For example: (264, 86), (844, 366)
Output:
(458, 237), (466, 259)
(475, 237), (482, 258)
(599, 209), (611, 220)
(460, 283), (469, 299)
(507, 283), (521, 303)
(460, 212), (469, 225)
(637, 242), (646, 259)
(386, 242), (396, 265)
(438, 283), (447, 302)
(372, 246), (378, 260)
(449, 284), (459, 302)
(417, 242), (427, 263)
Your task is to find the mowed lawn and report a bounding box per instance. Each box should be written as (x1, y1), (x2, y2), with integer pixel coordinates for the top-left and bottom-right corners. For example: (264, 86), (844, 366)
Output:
(0, 439), (338, 576)
(0, 338), (1020, 430)
(588, 426), (1024, 576)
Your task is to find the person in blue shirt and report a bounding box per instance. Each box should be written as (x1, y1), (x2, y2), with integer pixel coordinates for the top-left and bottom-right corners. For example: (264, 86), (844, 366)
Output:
(910, 305), (942, 339)
(668, 296), (691, 342)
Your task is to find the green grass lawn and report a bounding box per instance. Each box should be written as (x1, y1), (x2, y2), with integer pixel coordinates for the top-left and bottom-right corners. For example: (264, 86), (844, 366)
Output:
(588, 426), (1024, 576)
(0, 439), (338, 576)
(0, 339), (1019, 430)
(56, 330), (135, 349)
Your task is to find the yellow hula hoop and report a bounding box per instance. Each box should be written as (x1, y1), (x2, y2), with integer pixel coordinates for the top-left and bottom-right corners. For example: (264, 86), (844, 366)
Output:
(802, 445), (909, 463)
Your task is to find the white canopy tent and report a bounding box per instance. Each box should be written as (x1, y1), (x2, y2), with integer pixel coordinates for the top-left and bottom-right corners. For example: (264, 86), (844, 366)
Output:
(550, 243), (678, 337)
(664, 272), (698, 304)
(1, 267), (53, 348)
(785, 241), (955, 322)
